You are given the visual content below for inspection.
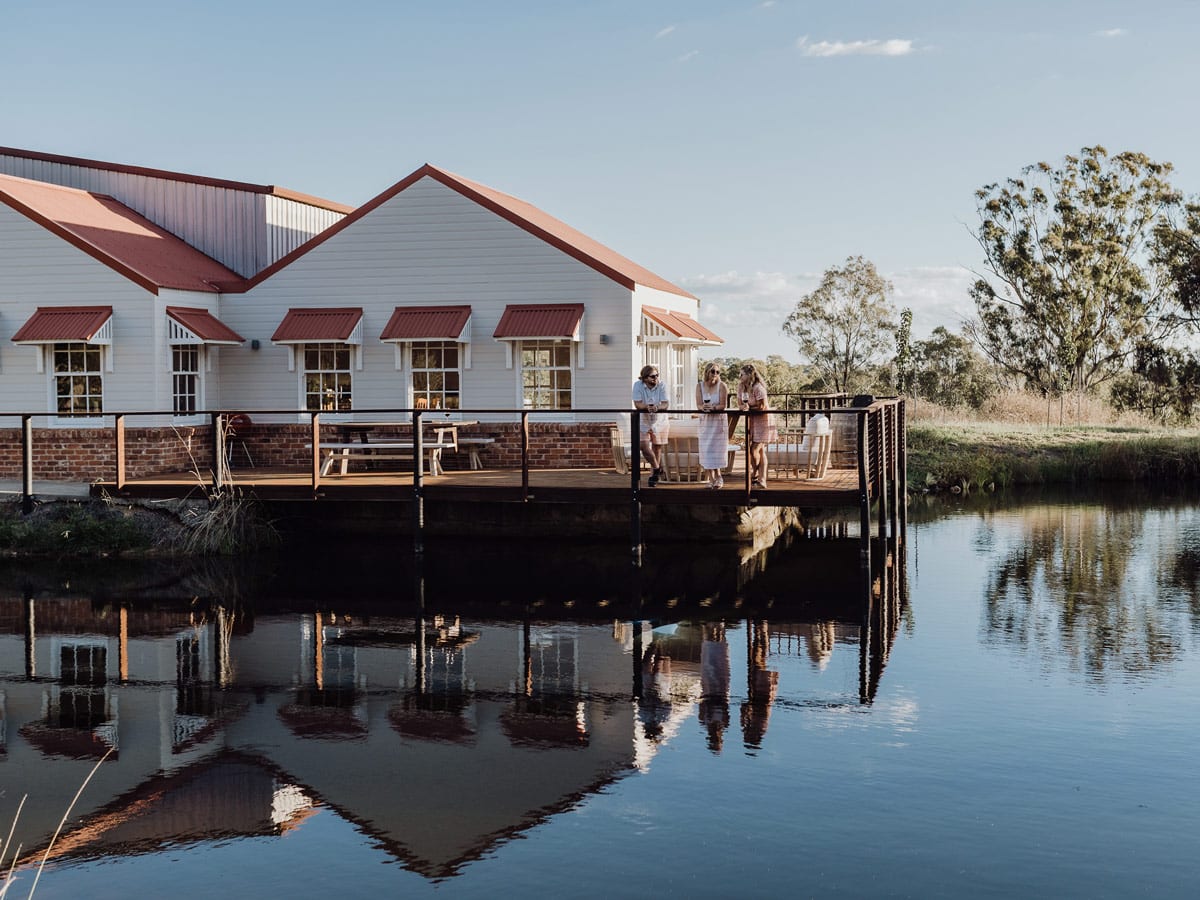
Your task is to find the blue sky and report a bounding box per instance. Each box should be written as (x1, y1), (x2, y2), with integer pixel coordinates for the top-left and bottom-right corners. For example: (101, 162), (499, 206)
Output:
(6, 1), (1200, 359)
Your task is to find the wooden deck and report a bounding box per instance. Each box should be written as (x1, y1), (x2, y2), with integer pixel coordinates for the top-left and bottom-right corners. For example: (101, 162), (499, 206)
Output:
(96, 462), (865, 508)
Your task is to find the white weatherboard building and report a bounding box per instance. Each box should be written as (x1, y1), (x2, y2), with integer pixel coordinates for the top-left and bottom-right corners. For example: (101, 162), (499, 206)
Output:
(0, 147), (722, 428)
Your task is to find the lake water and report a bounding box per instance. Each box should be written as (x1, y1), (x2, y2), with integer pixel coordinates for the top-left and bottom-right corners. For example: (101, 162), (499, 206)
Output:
(1, 490), (1199, 898)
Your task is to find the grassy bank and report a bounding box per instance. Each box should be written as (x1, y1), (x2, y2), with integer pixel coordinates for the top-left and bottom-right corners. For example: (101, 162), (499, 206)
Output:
(907, 423), (1200, 493)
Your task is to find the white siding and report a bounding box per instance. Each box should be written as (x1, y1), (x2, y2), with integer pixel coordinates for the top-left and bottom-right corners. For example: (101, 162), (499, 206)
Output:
(218, 178), (642, 422)
(0, 153), (345, 277)
(0, 204), (164, 421)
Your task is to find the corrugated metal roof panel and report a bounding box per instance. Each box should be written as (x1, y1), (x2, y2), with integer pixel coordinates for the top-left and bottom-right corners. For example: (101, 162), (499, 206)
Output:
(0, 174), (245, 293)
(642, 306), (724, 344)
(492, 304), (585, 339)
(166, 307), (245, 344)
(379, 305), (472, 341)
(12, 306), (113, 343)
(271, 308), (363, 343)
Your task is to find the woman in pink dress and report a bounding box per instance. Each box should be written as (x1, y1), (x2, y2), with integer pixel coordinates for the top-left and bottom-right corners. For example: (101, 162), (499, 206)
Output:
(737, 364), (776, 488)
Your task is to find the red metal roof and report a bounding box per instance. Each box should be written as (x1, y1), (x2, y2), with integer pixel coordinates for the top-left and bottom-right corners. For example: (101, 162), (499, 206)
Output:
(12, 306), (112, 342)
(379, 305), (471, 341)
(271, 307), (363, 343)
(493, 304), (585, 339)
(0, 174), (245, 294)
(642, 306), (724, 343)
(166, 306), (245, 344)
(242, 165), (696, 300)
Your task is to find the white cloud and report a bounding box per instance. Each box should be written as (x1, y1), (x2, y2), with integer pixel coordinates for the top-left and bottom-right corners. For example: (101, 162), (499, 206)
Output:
(1094, 28), (1127, 38)
(797, 35), (915, 57)
(655, 25), (676, 40)
(889, 266), (977, 337)
(676, 49), (700, 63)
(680, 266), (976, 359)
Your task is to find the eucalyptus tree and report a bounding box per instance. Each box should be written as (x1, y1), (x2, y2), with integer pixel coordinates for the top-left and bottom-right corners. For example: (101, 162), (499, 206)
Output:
(783, 255), (897, 394)
(894, 308), (914, 396)
(1154, 199), (1200, 325)
(967, 146), (1180, 395)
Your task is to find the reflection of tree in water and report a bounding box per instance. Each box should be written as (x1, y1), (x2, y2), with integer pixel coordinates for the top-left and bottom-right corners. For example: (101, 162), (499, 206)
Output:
(982, 505), (1186, 680)
(1157, 526), (1200, 630)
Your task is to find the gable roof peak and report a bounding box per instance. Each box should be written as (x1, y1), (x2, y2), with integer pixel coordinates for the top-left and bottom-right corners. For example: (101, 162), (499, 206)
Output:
(241, 162), (695, 300)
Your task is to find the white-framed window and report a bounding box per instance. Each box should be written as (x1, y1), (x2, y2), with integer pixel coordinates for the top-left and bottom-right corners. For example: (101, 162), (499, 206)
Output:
(521, 340), (573, 409)
(53, 343), (103, 417)
(171, 345), (201, 416)
(669, 346), (688, 411)
(303, 343), (353, 411)
(411, 341), (462, 410)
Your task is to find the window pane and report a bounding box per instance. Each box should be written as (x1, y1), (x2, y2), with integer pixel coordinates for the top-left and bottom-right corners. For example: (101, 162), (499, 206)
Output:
(303, 343), (353, 411)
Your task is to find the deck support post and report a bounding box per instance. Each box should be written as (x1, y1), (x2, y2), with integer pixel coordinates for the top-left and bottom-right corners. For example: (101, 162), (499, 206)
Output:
(857, 409), (870, 557)
(630, 410), (643, 565)
(20, 414), (34, 515)
(23, 590), (35, 679)
(412, 408), (425, 554)
(520, 412), (530, 500)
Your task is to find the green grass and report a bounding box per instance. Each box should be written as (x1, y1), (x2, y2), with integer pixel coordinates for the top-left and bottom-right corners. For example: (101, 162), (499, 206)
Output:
(0, 499), (164, 557)
(907, 423), (1200, 492)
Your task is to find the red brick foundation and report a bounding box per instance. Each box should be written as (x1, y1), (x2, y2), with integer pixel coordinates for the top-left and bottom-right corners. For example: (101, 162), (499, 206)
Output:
(0, 421), (622, 481)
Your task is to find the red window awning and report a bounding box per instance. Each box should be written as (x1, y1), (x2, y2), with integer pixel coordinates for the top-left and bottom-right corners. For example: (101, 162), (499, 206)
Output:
(380, 305), (472, 342)
(166, 306), (244, 345)
(11, 306), (113, 344)
(642, 306), (723, 344)
(493, 303), (584, 340)
(271, 307), (364, 344)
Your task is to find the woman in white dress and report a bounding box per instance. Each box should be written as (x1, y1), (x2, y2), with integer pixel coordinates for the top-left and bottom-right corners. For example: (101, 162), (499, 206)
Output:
(738, 364), (776, 488)
(696, 364), (730, 489)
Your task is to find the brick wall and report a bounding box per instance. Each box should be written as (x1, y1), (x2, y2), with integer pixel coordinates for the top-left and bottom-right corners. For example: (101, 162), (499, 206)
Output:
(0, 420), (623, 481)
(0, 425), (205, 482)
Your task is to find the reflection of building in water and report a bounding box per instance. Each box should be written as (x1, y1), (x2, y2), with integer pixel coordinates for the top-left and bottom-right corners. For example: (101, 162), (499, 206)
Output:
(503, 625), (588, 747)
(0, 589), (903, 881)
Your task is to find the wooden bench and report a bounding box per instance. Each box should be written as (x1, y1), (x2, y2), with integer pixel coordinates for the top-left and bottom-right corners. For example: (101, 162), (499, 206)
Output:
(308, 441), (455, 477)
(766, 430), (832, 481)
(455, 436), (495, 470)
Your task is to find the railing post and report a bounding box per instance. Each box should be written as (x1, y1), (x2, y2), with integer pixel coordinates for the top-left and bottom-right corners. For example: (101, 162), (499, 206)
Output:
(114, 413), (126, 491)
(897, 399), (907, 540)
(876, 409), (888, 540)
(857, 408), (870, 556)
(212, 411), (224, 491)
(413, 407), (424, 553)
(21, 415), (34, 515)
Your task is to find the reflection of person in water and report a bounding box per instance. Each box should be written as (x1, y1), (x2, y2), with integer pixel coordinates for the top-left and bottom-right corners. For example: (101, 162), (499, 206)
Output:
(638, 641), (673, 741)
(699, 622), (731, 753)
(741, 620), (779, 749)
(804, 621), (836, 671)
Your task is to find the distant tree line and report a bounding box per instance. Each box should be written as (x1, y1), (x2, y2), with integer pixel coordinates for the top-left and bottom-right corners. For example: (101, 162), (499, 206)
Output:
(704, 145), (1200, 423)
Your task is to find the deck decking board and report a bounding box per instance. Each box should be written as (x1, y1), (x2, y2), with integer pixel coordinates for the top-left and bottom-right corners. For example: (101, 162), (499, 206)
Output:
(94, 464), (865, 508)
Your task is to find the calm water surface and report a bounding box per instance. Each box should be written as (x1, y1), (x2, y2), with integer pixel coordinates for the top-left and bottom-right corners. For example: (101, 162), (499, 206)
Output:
(1, 492), (1199, 898)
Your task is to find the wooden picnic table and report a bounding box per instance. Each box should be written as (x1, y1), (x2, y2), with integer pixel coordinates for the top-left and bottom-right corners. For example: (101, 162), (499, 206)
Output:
(322, 420), (483, 475)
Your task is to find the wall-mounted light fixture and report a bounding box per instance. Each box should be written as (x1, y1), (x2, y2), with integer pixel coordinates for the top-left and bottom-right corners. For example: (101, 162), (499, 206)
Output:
(250, 339), (261, 350)
(598, 334), (612, 345)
